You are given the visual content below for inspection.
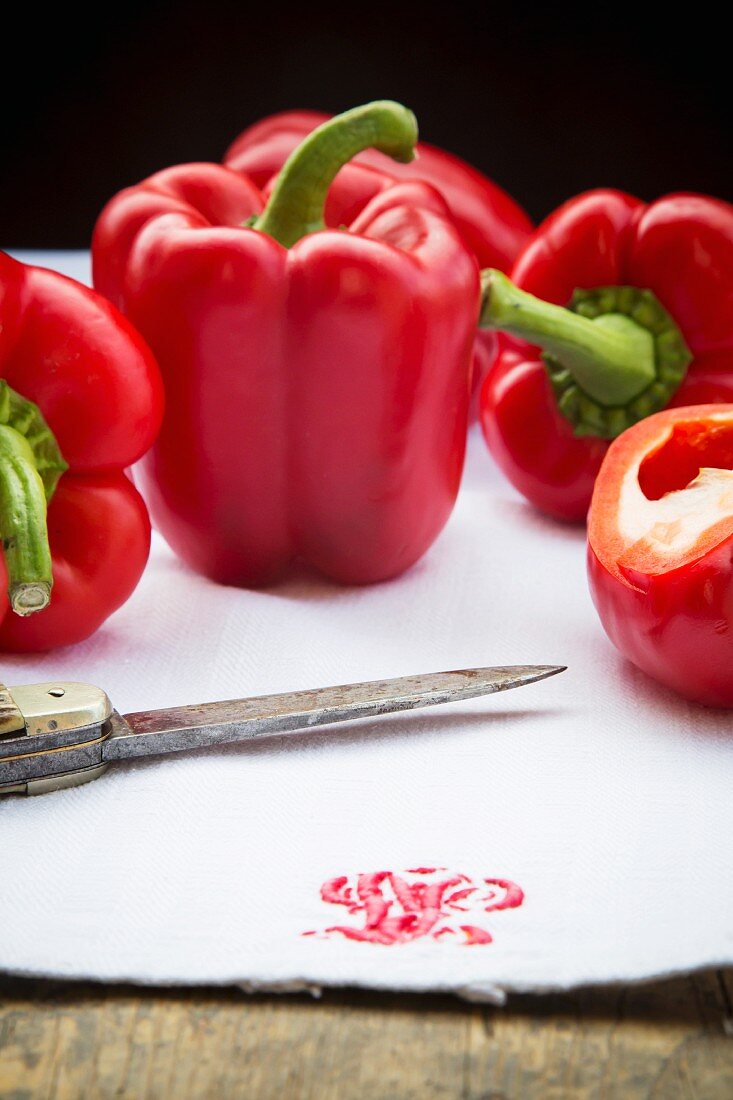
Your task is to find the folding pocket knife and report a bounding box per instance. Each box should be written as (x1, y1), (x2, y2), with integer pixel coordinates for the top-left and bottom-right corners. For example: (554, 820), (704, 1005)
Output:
(0, 665), (565, 796)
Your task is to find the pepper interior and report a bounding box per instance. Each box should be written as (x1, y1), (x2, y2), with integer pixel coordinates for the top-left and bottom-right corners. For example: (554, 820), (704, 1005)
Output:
(614, 418), (733, 574)
(638, 422), (733, 500)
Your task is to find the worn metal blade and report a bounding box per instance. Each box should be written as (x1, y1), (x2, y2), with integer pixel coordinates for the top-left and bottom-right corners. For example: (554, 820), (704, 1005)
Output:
(104, 665), (565, 763)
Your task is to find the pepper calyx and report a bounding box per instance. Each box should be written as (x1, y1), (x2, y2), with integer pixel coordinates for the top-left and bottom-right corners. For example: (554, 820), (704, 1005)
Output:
(544, 286), (692, 439)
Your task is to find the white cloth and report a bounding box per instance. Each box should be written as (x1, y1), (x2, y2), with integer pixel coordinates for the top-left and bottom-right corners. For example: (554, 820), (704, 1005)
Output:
(0, 252), (731, 1003)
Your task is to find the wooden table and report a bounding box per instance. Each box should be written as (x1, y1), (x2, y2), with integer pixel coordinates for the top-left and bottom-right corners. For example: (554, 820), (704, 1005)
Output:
(1, 970), (732, 1098)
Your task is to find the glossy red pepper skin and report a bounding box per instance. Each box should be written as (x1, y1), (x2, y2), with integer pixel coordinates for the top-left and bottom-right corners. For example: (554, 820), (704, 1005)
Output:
(480, 191), (733, 521)
(224, 109), (533, 272)
(587, 406), (733, 708)
(0, 252), (164, 651)
(93, 167), (479, 586)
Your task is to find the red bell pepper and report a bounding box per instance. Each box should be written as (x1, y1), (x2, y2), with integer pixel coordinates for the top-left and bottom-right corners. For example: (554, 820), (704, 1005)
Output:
(477, 190), (733, 520)
(0, 252), (163, 651)
(587, 405), (733, 708)
(93, 102), (479, 587)
(224, 108), (533, 272)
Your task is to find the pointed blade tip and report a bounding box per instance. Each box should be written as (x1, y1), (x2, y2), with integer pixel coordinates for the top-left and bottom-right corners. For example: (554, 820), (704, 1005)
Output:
(522, 664), (567, 682)
(473, 664), (567, 688)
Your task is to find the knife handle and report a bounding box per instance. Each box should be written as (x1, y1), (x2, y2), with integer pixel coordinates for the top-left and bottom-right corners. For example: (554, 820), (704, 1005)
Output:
(0, 681), (113, 795)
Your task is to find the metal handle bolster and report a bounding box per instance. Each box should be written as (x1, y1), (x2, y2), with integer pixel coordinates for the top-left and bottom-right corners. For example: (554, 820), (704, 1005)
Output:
(0, 684), (25, 738)
(0, 681), (113, 795)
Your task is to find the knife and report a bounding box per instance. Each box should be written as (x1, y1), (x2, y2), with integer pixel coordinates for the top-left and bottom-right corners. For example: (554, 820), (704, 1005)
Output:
(0, 665), (565, 796)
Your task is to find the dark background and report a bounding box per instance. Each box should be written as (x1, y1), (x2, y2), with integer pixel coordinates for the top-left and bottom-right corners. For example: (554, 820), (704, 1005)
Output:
(3, 4), (731, 247)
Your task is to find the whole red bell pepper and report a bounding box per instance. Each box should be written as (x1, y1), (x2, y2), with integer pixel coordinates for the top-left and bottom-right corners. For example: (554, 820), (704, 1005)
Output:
(0, 252), (163, 651)
(224, 108), (533, 272)
(477, 190), (733, 520)
(587, 405), (733, 708)
(93, 102), (479, 587)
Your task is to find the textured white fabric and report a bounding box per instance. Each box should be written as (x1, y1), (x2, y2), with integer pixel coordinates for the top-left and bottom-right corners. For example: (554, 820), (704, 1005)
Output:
(0, 252), (731, 1001)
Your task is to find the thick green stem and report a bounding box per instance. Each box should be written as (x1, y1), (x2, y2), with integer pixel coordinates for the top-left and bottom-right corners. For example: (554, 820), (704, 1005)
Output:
(481, 270), (657, 404)
(252, 101), (418, 248)
(0, 382), (67, 616)
(0, 427), (52, 614)
(480, 270), (692, 439)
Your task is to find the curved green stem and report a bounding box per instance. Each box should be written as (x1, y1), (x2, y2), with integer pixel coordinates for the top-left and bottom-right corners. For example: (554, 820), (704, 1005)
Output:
(480, 270), (692, 439)
(0, 381), (67, 617)
(252, 101), (418, 248)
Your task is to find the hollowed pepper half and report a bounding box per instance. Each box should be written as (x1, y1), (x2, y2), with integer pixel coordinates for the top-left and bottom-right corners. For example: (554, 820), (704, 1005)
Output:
(588, 405), (733, 707)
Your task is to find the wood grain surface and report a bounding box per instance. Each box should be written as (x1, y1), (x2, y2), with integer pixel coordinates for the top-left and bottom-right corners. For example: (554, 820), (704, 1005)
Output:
(1, 970), (732, 1099)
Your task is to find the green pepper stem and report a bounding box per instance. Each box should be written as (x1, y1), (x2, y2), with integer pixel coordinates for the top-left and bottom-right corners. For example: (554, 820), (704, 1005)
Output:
(0, 426), (53, 614)
(480, 270), (658, 405)
(479, 270), (693, 439)
(0, 382), (67, 617)
(252, 100), (418, 248)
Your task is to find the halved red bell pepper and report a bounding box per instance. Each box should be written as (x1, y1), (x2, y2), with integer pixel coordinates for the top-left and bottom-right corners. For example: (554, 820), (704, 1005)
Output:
(0, 252), (163, 651)
(588, 405), (733, 707)
(224, 108), (533, 272)
(93, 102), (479, 587)
(477, 190), (733, 520)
